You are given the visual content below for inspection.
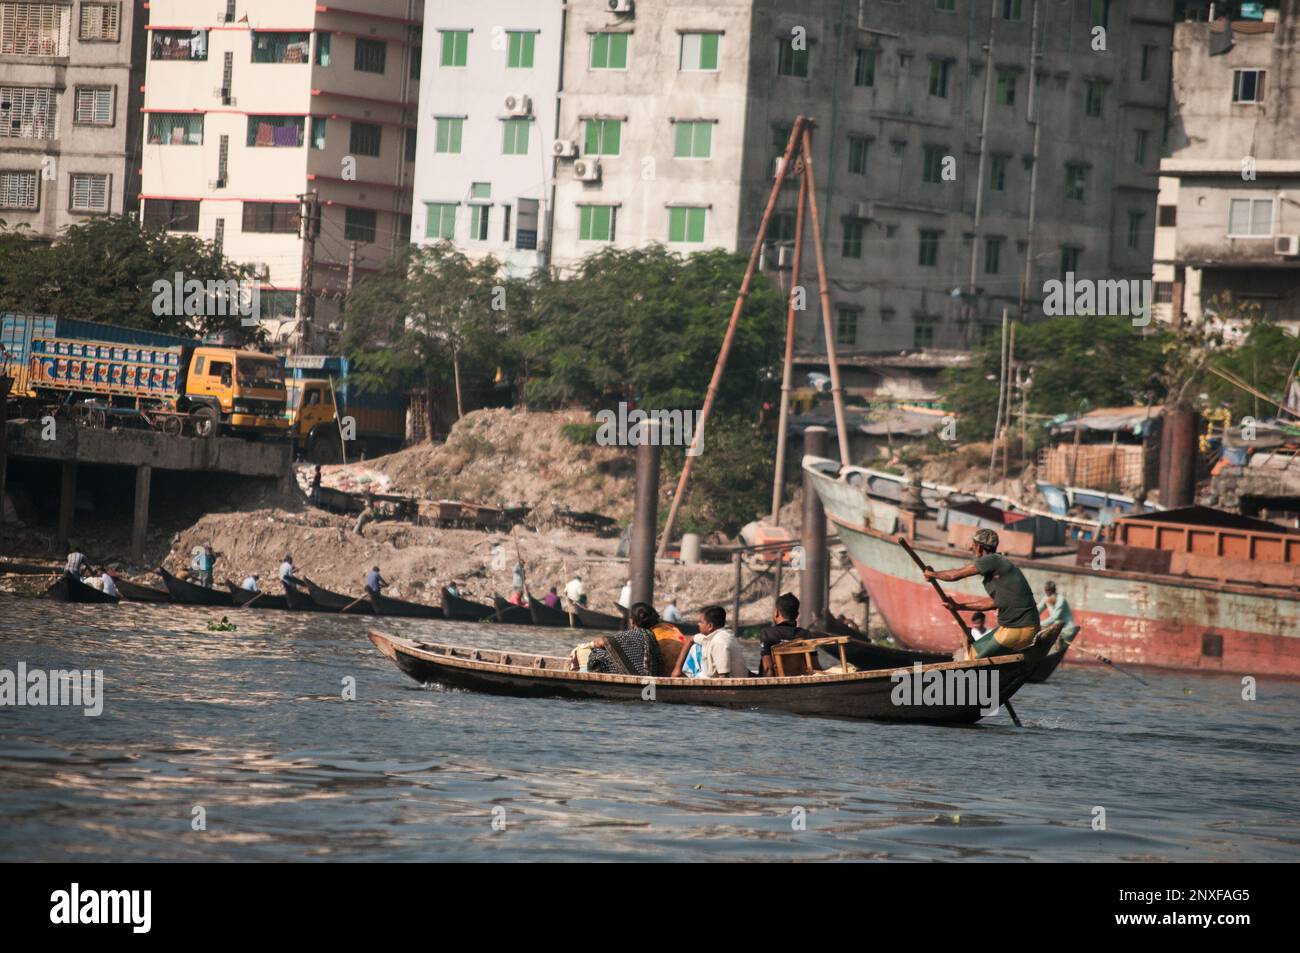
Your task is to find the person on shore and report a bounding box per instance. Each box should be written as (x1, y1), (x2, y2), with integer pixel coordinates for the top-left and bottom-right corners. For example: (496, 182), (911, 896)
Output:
(512, 560), (526, 593)
(1038, 581), (1079, 651)
(969, 611), (991, 640)
(353, 493), (375, 536)
(617, 579), (632, 610)
(241, 573), (261, 593)
(675, 605), (748, 679)
(279, 555), (302, 587)
(309, 465), (322, 506)
(196, 544), (219, 589)
(924, 528), (1039, 660)
(365, 565), (387, 595)
(100, 570), (120, 598)
(662, 598), (682, 624)
(564, 574), (585, 608)
(759, 592), (812, 676)
(65, 546), (86, 578)
(542, 586), (561, 610)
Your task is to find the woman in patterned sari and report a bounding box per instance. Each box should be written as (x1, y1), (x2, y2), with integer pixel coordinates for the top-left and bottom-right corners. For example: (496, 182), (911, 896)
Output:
(584, 622), (664, 676)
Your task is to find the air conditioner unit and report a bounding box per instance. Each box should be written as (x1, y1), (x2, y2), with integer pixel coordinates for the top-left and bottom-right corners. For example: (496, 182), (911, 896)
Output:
(503, 93), (532, 116)
(608, 0), (634, 13)
(573, 158), (602, 182)
(552, 138), (578, 158)
(1274, 234), (1299, 256)
(854, 201), (873, 220)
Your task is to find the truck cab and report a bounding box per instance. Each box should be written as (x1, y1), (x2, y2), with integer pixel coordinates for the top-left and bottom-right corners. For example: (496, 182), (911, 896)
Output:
(285, 378), (341, 461)
(184, 347), (288, 436)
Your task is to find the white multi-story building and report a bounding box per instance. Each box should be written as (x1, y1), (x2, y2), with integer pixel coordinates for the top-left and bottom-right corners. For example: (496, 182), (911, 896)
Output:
(140, 0), (422, 346)
(0, 0), (147, 236)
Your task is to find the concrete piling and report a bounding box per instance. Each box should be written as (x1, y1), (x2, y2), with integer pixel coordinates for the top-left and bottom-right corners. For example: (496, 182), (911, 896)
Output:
(799, 426), (828, 627)
(629, 419), (661, 609)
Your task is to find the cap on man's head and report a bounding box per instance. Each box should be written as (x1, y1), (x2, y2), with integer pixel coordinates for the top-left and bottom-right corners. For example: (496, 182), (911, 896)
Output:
(973, 528), (999, 551)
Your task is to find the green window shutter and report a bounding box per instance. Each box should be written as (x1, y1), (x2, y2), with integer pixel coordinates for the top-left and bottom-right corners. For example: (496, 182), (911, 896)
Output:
(441, 31), (453, 66)
(450, 118), (462, 153)
(668, 207), (685, 242)
(584, 120), (599, 154)
(507, 32), (521, 68)
(673, 122), (692, 157)
(591, 33), (607, 68)
(579, 205), (593, 240)
(699, 34), (718, 70)
(687, 208), (705, 242)
(455, 32), (467, 67)
(522, 32), (535, 68)
(694, 122), (711, 157)
(610, 33), (628, 69)
(606, 120), (621, 155)
(436, 119), (448, 152)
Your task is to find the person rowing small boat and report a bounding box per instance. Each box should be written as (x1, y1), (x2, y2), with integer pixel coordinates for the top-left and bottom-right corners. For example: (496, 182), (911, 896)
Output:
(922, 528), (1039, 660)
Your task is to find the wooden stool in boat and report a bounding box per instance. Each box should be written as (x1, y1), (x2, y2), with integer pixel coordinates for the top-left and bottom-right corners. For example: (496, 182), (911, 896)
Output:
(772, 636), (849, 676)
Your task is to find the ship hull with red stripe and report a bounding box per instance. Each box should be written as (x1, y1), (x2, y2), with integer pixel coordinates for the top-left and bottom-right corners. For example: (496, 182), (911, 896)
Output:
(805, 458), (1300, 678)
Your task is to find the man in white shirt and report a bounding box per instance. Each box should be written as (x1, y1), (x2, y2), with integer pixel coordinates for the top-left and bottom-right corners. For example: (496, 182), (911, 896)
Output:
(279, 555), (300, 586)
(969, 611), (992, 640)
(66, 548), (86, 576)
(662, 598), (682, 623)
(564, 574), (584, 607)
(242, 574), (261, 592)
(100, 571), (120, 598)
(680, 605), (749, 678)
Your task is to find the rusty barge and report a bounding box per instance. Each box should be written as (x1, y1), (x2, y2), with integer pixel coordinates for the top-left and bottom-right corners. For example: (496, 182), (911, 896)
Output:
(803, 455), (1300, 678)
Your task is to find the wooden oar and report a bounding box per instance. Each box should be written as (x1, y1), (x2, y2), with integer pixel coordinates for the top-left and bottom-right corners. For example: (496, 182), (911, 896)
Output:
(340, 592), (370, 613)
(897, 537), (1021, 727)
(244, 589), (267, 608)
(1069, 643), (1149, 686)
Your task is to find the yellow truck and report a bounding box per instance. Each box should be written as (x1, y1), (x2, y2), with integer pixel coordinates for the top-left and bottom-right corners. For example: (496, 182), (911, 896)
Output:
(284, 355), (405, 461)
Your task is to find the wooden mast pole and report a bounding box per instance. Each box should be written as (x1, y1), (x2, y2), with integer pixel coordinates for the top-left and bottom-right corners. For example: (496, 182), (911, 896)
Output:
(799, 124), (851, 466)
(658, 117), (808, 557)
(769, 169), (809, 524)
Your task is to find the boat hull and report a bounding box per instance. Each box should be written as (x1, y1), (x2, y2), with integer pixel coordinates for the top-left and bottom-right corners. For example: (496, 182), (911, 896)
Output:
(46, 573), (120, 604)
(114, 578), (172, 603)
(529, 595), (577, 628)
(369, 590), (444, 619)
(492, 596), (533, 625)
(1027, 645), (1070, 683)
(804, 457), (1300, 677)
(158, 568), (233, 607)
(369, 631), (1049, 723)
(225, 581), (288, 611)
(304, 578), (374, 614)
(442, 589), (495, 621)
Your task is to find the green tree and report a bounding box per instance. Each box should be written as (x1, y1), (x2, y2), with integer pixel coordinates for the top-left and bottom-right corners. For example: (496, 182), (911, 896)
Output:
(659, 413), (772, 536)
(0, 216), (257, 338)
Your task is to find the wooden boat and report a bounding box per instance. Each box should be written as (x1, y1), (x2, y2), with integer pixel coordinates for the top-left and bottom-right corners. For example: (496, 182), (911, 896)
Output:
(442, 588), (495, 621)
(158, 567), (234, 606)
(225, 580), (288, 611)
(369, 589), (444, 619)
(819, 632), (949, 669)
(113, 577), (172, 603)
(1027, 634), (1078, 683)
(528, 594), (576, 628)
(492, 595), (533, 625)
(368, 626), (1058, 723)
(281, 580), (328, 612)
(303, 577), (374, 614)
(46, 572), (120, 604)
(572, 604), (623, 630)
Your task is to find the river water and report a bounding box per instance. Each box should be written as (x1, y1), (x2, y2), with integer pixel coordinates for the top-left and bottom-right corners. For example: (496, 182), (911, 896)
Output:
(1, 595), (1297, 862)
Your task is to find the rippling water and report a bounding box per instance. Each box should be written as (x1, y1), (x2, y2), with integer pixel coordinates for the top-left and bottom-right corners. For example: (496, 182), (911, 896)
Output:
(1, 594), (1298, 861)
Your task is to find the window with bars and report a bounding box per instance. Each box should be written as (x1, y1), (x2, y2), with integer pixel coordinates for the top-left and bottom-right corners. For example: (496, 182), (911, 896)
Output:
(0, 169), (38, 210)
(349, 121), (381, 157)
(251, 31), (311, 64)
(848, 136), (868, 175)
(777, 39), (809, 78)
(836, 308), (859, 346)
(928, 59), (951, 98)
(246, 115), (303, 147)
(984, 236), (1003, 274)
(150, 29), (207, 60)
(842, 221), (863, 258)
(142, 198), (200, 232)
(1084, 80), (1105, 117)
(913, 316), (937, 349)
(345, 207), (377, 243)
(854, 48), (875, 87)
(242, 201), (300, 233)
(147, 112), (203, 144)
(79, 2), (119, 41)
(1065, 163), (1088, 201)
(73, 86), (113, 125)
(995, 69), (1016, 106)
(0, 2), (71, 56)
(918, 229), (940, 267)
(1228, 197), (1274, 237)
(311, 117), (327, 149)
(69, 172), (109, 212)
(354, 38), (386, 73)
(0, 86), (59, 140)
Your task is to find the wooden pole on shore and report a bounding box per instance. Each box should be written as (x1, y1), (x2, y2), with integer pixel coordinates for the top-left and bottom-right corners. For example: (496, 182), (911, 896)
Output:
(799, 426), (828, 627)
(732, 552), (742, 635)
(629, 419), (661, 609)
(770, 172), (808, 525)
(658, 118), (810, 557)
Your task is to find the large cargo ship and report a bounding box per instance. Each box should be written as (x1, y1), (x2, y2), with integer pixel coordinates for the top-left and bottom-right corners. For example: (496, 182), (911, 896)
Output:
(803, 455), (1300, 678)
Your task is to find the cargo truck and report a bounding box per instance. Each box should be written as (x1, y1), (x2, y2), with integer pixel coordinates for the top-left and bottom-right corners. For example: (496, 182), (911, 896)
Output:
(1, 313), (287, 438)
(284, 355), (405, 461)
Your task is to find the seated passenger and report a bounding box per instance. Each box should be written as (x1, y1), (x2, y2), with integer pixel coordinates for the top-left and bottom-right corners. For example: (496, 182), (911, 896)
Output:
(673, 605), (748, 678)
(582, 623), (664, 677)
(630, 602), (688, 672)
(758, 592), (813, 676)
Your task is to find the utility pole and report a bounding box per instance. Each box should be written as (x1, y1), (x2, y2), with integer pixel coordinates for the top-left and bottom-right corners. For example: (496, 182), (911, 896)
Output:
(967, 0), (999, 346)
(345, 240), (359, 302)
(297, 190), (320, 353)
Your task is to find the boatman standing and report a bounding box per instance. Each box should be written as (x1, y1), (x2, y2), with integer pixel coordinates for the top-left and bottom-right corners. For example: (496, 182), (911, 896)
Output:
(365, 565), (387, 595)
(924, 528), (1039, 660)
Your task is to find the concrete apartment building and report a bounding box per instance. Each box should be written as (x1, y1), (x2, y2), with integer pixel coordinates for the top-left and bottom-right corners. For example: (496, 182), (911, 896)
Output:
(140, 0), (421, 346)
(414, 0), (1171, 357)
(1153, 1), (1300, 335)
(0, 0), (147, 236)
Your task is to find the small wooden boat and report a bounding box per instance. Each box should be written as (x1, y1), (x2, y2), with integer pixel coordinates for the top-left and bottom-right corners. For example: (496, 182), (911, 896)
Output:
(282, 580), (328, 612)
(492, 595), (533, 625)
(369, 589), (444, 619)
(225, 580), (288, 611)
(442, 588), (495, 621)
(113, 577), (172, 603)
(46, 572), (120, 604)
(303, 577), (374, 614)
(368, 626), (1059, 723)
(528, 594), (576, 628)
(158, 567), (234, 606)
(572, 603), (623, 630)
(817, 632), (948, 669)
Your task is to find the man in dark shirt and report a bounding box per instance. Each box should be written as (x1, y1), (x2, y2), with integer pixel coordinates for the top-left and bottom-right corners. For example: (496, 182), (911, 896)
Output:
(924, 528), (1039, 659)
(758, 592), (812, 676)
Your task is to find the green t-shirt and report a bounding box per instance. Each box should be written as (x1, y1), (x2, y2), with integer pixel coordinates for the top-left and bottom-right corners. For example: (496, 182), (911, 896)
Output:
(973, 553), (1038, 629)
